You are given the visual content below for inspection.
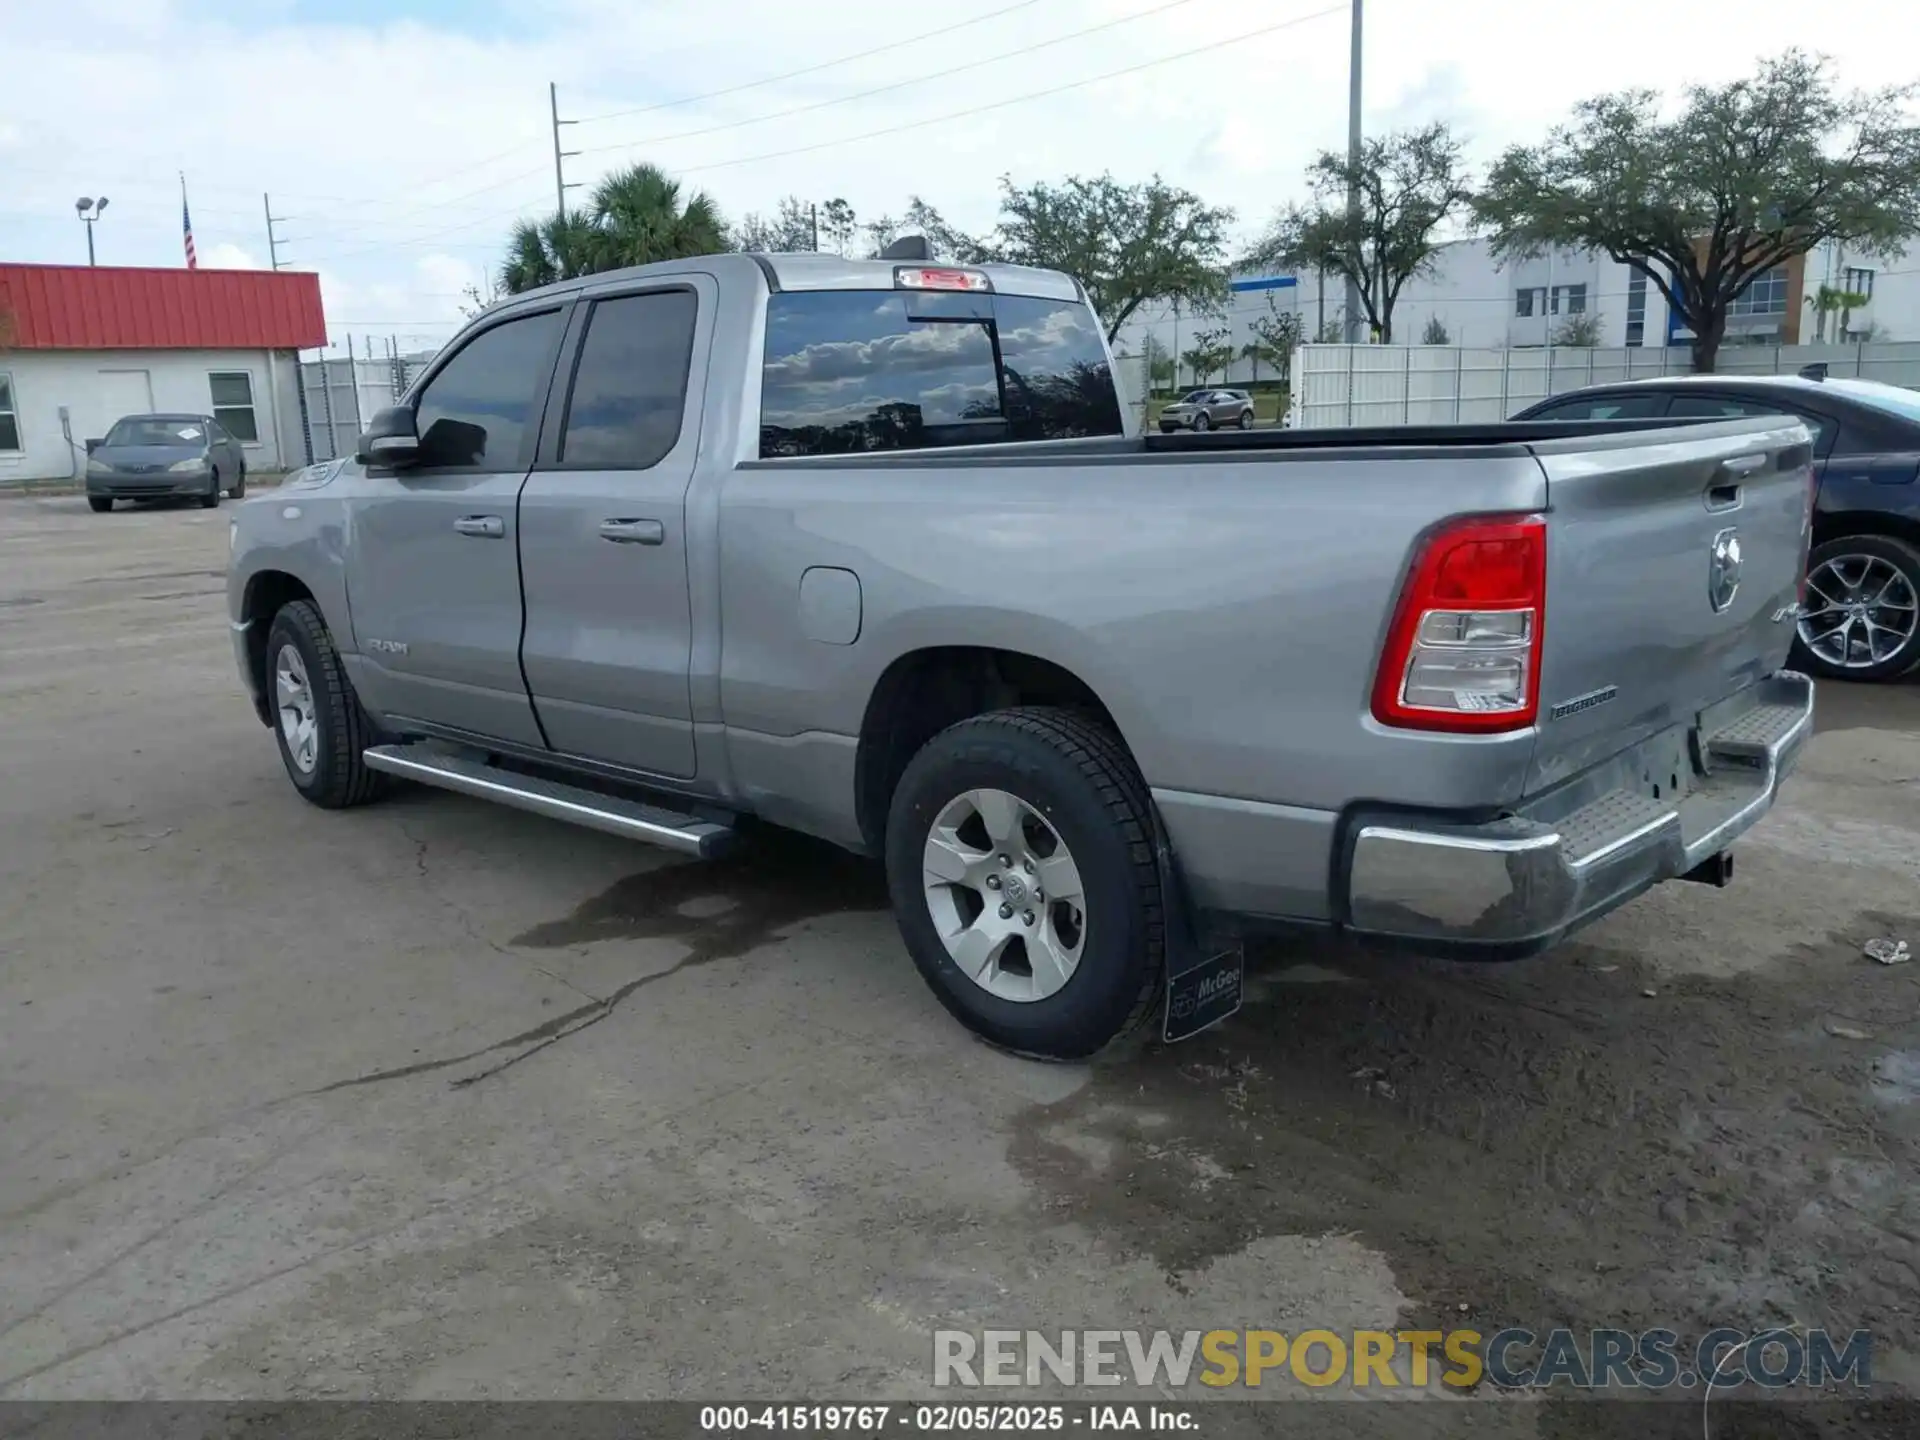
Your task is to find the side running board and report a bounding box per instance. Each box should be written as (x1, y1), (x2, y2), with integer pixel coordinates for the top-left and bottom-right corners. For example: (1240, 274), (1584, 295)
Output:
(361, 744), (734, 858)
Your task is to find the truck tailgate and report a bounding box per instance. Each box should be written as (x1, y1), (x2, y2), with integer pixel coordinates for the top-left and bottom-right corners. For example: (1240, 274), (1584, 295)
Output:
(1526, 417), (1814, 795)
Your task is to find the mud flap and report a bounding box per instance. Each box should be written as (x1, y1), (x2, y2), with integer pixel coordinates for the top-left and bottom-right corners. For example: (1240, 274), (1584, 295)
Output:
(1152, 819), (1244, 1043)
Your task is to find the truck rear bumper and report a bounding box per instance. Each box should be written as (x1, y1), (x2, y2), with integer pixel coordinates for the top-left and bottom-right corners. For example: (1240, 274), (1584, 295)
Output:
(1342, 671), (1814, 956)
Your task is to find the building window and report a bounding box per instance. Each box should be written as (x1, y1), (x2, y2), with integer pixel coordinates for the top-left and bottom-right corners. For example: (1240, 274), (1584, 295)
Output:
(209, 371), (259, 442)
(1515, 287), (1544, 317)
(1843, 266), (1874, 301)
(1730, 267), (1790, 317)
(0, 374), (19, 451)
(1624, 272), (1648, 347)
(1549, 283), (1588, 315)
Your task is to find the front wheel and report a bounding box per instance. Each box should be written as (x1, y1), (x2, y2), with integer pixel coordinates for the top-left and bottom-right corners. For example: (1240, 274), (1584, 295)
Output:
(88, 496), (113, 513)
(1792, 534), (1920, 682)
(230, 466), (246, 499)
(200, 469), (221, 509)
(884, 707), (1165, 1060)
(264, 599), (390, 808)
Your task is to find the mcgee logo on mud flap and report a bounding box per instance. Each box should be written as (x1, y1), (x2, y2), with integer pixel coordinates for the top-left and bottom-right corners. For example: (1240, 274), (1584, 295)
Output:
(1163, 949), (1243, 1042)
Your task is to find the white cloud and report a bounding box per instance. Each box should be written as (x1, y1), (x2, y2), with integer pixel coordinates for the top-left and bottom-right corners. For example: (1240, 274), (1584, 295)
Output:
(3, 0), (1916, 354)
(200, 241), (260, 270)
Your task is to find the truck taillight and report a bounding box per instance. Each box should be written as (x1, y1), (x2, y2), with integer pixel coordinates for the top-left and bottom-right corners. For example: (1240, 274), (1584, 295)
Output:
(1371, 515), (1546, 733)
(894, 266), (991, 292)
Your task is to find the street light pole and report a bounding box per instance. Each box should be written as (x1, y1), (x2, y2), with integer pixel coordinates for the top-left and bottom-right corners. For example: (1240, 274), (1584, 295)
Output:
(1343, 0), (1364, 343)
(76, 196), (108, 266)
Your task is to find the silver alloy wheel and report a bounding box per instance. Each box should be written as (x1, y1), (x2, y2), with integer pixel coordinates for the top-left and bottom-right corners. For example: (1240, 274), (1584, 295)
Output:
(1798, 553), (1920, 670)
(274, 642), (319, 775)
(922, 787), (1087, 1003)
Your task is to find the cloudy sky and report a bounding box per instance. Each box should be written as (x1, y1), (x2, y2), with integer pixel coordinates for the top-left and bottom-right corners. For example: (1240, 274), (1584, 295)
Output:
(3, 0), (1914, 354)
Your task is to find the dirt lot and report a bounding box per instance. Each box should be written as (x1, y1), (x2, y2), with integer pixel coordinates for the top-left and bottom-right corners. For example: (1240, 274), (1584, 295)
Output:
(2, 494), (1917, 1435)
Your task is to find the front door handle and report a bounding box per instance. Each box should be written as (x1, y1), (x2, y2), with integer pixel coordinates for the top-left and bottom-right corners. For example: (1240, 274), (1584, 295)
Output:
(599, 518), (665, 546)
(453, 515), (505, 538)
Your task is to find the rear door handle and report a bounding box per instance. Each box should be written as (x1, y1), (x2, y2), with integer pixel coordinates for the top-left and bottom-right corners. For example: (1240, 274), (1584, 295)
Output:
(599, 518), (665, 546)
(1707, 454), (1764, 511)
(453, 514), (505, 538)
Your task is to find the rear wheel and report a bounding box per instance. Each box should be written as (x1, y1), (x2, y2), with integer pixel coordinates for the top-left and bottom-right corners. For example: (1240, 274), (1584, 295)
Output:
(1237, 409), (1254, 430)
(1192, 412), (1211, 432)
(264, 599), (389, 808)
(229, 465), (246, 499)
(200, 468), (221, 509)
(1792, 534), (1920, 681)
(88, 496), (113, 513)
(884, 707), (1165, 1060)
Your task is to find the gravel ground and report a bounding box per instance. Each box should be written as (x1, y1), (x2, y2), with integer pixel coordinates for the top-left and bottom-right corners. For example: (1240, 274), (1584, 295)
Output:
(2, 493), (1917, 1437)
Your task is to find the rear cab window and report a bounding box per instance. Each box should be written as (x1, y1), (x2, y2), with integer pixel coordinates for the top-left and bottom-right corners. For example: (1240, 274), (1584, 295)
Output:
(759, 288), (1123, 458)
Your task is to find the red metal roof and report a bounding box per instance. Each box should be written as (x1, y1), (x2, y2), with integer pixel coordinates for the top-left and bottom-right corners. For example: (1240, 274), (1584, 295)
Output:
(0, 263), (327, 351)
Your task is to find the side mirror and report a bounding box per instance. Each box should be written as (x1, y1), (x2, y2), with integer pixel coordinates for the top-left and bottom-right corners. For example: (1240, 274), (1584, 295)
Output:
(85, 437), (102, 455)
(356, 405), (420, 467)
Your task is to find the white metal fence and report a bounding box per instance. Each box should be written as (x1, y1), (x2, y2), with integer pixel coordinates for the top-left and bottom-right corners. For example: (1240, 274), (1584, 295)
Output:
(1287, 341), (1920, 429)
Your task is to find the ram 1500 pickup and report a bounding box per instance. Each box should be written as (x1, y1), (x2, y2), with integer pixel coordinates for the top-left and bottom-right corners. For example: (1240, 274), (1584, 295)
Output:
(229, 248), (1816, 1059)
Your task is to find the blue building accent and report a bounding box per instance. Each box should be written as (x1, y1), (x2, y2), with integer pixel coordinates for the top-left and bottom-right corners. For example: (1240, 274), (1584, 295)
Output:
(1228, 275), (1299, 293)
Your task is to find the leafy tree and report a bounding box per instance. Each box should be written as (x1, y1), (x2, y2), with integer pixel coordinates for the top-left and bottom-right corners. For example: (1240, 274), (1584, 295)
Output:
(819, 198), (858, 255)
(1180, 326), (1235, 387)
(1248, 124), (1473, 344)
(1475, 52), (1920, 373)
(863, 197), (987, 262)
(1421, 314), (1452, 345)
(991, 173), (1231, 342)
(1246, 302), (1303, 383)
(733, 195), (817, 253)
(1552, 310), (1604, 347)
(500, 163), (728, 294)
(1140, 333), (1176, 392)
(1312, 314), (1346, 344)
(457, 280), (506, 320)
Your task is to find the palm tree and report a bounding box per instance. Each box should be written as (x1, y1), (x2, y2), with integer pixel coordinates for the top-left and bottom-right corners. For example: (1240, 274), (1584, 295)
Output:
(498, 163), (728, 294)
(500, 213), (601, 294)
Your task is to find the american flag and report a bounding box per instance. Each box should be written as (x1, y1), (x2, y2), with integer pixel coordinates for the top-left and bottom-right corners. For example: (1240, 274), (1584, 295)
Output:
(181, 175), (197, 269)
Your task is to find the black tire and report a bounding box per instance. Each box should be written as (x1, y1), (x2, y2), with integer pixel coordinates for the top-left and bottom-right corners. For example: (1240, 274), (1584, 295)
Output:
(1192, 412), (1211, 432)
(884, 707), (1166, 1060)
(230, 465), (246, 499)
(263, 599), (389, 808)
(88, 496), (113, 513)
(1237, 409), (1255, 429)
(1790, 534), (1920, 682)
(200, 468), (221, 509)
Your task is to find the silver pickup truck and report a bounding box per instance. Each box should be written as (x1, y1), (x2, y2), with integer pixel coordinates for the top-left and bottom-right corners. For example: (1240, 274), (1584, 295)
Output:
(229, 249), (1816, 1060)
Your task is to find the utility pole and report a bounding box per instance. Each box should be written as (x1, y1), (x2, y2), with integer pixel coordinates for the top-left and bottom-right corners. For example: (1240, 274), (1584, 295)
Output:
(811, 202), (820, 252)
(1343, 0), (1364, 344)
(550, 82), (581, 218)
(264, 193), (291, 270)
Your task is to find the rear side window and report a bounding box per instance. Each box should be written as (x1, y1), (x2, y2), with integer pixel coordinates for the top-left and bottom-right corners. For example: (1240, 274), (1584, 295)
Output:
(759, 290), (1121, 457)
(1667, 394), (1836, 454)
(993, 294), (1125, 443)
(1530, 394), (1667, 421)
(559, 290), (698, 468)
(415, 308), (563, 469)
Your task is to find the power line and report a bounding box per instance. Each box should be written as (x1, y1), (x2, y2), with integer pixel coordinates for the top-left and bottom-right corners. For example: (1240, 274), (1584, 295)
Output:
(672, 3), (1348, 178)
(306, 4), (1348, 264)
(576, 0), (1202, 160)
(569, 0), (1050, 125)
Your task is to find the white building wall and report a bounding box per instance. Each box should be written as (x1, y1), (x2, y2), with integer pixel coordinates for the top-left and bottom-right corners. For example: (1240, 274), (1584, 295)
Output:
(1799, 238), (1920, 346)
(0, 347), (304, 484)
(1112, 234), (1920, 389)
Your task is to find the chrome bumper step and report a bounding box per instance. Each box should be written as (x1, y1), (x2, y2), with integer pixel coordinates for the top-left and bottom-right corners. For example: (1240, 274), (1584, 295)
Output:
(361, 744), (733, 858)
